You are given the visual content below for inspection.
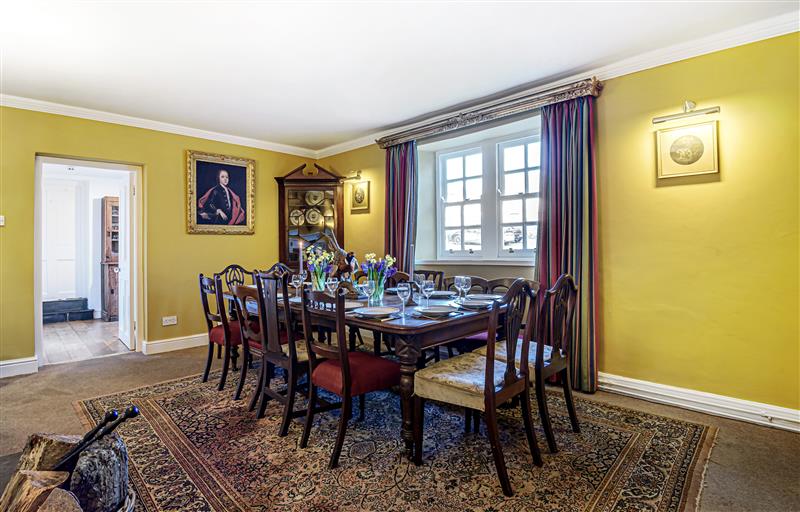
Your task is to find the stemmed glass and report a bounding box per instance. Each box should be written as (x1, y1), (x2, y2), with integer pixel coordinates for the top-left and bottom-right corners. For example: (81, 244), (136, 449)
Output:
(460, 276), (472, 301)
(326, 277), (339, 296)
(422, 280), (435, 307)
(413, 273), (424, 303)
(454, 275), (464, 302)
(291, 274), (303, 299)
(396, 282), (411, 319)
(366, 279), (377, 306)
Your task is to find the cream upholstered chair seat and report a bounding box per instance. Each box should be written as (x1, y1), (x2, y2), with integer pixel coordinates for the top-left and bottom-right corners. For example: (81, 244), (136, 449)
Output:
(474, 340), (552, 369)
(281, 340), (310, 362)
(413, 351), (519, 411)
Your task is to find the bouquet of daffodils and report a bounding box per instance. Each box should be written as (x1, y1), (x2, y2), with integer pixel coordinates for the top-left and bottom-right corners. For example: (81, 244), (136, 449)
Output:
(305, 246), (335, 291)
(361, 253), (397, 296)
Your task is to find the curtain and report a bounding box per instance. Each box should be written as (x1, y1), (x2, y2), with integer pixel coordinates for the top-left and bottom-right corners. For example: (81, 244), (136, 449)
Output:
(384, 141), (418, 274)
(537, 95), (599, 393)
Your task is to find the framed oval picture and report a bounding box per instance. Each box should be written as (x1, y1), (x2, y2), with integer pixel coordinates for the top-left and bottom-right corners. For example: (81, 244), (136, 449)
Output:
(656, 120), (718, 179)
(350, 180), (369, 213)
(186, 150), (255, 234)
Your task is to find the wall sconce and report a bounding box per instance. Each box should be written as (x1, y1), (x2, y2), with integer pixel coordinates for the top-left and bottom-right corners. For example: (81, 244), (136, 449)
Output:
(652, 100), (720, 124)
(342, 170), (363, 181)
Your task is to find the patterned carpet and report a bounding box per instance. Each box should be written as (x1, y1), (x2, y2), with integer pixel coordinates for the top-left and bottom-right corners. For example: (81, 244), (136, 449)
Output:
(76, 370), (716, 511)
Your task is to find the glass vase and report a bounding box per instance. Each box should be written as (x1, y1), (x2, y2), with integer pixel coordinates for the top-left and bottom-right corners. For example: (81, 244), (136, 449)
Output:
(370, 275), (385, 305)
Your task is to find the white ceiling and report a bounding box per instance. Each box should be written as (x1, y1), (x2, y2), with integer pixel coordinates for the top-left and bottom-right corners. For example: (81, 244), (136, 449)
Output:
(1, 1), (797, 153)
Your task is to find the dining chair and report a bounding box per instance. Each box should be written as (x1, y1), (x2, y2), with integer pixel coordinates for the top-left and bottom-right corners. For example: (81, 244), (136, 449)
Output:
(215, 264), (255, 359)
(412, 279), (542, 496)
(299, 288), (401, 469)
(385, 271), (411, 287)
(264, 261), (292, 277)
(199, 273), (243, 391)
(443, 276), (489, 294)
(413, 269), (445, 290)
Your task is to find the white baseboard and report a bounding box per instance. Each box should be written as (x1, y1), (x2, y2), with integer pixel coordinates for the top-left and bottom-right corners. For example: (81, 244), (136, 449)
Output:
(0, 356), (39, 378)
(598, 372), (800, 433)
(141, 333), (207, 355)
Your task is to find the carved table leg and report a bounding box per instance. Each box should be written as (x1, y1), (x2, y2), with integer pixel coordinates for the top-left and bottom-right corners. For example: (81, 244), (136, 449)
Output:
(394, 336), (421, 456)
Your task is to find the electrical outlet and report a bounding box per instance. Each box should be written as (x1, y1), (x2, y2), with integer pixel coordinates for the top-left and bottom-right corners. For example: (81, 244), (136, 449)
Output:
(162, 315), (177, 326)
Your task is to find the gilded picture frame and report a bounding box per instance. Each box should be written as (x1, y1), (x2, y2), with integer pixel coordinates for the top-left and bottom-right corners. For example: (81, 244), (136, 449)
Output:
(656, 120), (719, 179)
(186, 150), (256, 234)
(350, 180), (370, 212)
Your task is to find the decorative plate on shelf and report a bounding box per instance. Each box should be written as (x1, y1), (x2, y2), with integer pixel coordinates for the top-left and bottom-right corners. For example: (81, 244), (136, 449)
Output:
(289, 209), (305, 226)
(305, 191), (325, 205)
(305, 208), (323, 225)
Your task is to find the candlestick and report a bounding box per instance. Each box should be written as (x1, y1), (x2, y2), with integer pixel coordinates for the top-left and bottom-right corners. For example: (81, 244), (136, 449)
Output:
(298, 239), (303, 273)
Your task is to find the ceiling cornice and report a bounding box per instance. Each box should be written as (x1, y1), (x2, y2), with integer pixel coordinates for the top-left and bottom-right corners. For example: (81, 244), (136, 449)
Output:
(3, 11), (796, 161)
(0, 94), (318, 158)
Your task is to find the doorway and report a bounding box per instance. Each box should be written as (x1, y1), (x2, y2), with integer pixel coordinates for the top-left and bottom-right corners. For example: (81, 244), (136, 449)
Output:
(34, 156), (141, 365)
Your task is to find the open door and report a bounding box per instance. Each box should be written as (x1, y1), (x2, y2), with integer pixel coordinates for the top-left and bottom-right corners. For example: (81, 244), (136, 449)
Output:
(117, 175), (133, 349)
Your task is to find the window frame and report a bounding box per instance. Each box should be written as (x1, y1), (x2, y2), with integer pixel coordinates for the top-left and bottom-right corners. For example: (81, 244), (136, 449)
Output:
(434, 128), (540, 264)
(497, 136), (540, 259)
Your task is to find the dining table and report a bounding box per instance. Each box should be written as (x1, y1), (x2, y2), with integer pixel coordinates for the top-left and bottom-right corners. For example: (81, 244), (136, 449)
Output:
(225, 286), (495, 454)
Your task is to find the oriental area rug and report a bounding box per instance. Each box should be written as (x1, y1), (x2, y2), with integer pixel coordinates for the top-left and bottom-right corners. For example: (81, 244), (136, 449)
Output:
(76, 371), (716, 512)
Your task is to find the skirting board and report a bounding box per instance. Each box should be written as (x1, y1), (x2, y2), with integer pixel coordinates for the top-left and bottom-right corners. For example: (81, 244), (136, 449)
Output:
(598, 372), (800, 433)
(0, 356), (39, 378)
(142, 333), (207, 355)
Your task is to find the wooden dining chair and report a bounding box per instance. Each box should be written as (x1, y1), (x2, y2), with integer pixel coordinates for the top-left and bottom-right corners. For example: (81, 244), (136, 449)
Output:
(413, 269), (445, 290)
(264, 261), (292, 276)
(299, 288), (401, 469)
(473, 274), (579, 453)
(199, 273), (242, 391)
(412, 279), (542, 496)
(230, 283), (265, 402)
(385, 271), (411, 287)
(443, 276), (489, 294)
(214, 264), (255, 359)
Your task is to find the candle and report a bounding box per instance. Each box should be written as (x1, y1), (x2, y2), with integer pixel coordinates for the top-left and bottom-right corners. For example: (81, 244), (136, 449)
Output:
(298, 240), (303, 274)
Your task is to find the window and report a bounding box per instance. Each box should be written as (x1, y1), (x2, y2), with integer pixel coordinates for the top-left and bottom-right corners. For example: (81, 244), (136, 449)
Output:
(435, 129), (540, 263)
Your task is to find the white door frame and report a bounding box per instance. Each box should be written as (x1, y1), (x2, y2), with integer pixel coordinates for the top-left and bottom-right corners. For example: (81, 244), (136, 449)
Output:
(34, 155), (145, 364)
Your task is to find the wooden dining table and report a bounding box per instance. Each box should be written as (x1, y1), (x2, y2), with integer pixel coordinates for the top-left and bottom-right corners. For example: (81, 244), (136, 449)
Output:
(226, 287), (493, 454)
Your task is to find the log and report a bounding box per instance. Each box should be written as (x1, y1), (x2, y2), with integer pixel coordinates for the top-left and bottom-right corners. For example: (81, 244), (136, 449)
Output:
(39, 488), (83, 511)
(15, 433), (81, 472)
(0, 470), (69, 512)
(69, 433), (129, 512)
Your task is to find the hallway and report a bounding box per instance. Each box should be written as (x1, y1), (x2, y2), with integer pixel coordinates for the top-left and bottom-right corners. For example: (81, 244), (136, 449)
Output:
(41, 320), (129, 365)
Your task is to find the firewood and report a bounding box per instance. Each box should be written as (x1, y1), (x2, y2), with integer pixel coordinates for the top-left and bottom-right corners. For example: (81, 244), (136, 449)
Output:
(0, 470), (69, 512)
(39, 488), (83, 511)
(14, 433), (81, 472)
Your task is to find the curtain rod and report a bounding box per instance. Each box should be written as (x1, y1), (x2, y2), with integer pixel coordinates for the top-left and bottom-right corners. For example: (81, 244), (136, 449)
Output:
(375, 77), (602, 149)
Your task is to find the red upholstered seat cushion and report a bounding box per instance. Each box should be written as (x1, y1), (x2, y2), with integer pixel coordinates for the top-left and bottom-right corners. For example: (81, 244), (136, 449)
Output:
(209, 320), (260, 347)
(312, 352), (401, 396)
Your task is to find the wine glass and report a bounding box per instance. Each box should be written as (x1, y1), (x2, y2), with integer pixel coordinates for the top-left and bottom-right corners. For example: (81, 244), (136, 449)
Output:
(461, 276), (472, 300)
(413, 273), (424, 302)
(366, 280), (376, 306)
(290, 274), (303, 298)
(422, 280), (435, 307)
(326, 277), (339, 296)
(396, 282), (411, 318)
(454, 275), (464, 302)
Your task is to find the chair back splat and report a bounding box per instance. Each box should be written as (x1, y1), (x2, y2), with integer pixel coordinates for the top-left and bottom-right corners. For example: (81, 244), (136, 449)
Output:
(414, 269), (445, 290)
(483, 279), (535, 391)
(220, 263), (254, 294)
(537, 274), (578, 369)
(199, 274), (229, 337)
(265, 262), (292, 277)
(300, 288), (349, 374)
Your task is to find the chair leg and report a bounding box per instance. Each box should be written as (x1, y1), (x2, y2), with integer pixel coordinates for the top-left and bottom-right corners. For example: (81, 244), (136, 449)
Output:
(256, 363), (274, 419)
(464, 407), (472, 433)
(373, 332), (381, 356)
(484, 406), (513, 497)
(300, 383), (317, 448)
(217, 344), (222, 359)
(202, 342), (214, 383)
(520, 386), (543, 467)
(218, 345), (231, 391)
(358, 394), (366, 422)
(248, 360), (265, 411)
(234, 347), (249, 400)
(473, 410), (480, 433)
(348, 327), (357, 351)
(447, 346), (455, 358)
(329, 394), (352, 469)
(561, 368), (581, 433)
(413, 396), (424, 466)
(231, 346), (240, 372)
(535, 370), (558, 453)
(279, 367), (297, 437)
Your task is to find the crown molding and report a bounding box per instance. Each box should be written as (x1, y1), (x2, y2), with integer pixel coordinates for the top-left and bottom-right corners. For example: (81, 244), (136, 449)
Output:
(2, 11), (797, 160)
(316, 11), (799, 157)
(0, 94), (318, 159)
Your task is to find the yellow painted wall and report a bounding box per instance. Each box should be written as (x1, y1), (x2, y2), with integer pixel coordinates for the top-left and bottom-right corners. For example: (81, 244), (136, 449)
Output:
(0, 107), (313, 360)
(317, 145), (386, 261)
(596, 33), (798, 409)
(305, 34), (800, 409)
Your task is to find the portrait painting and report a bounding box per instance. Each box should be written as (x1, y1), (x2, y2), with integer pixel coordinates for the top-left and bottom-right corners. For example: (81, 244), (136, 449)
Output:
(186, 150), (255, 234)
(656, 120), (718, 179)
(350, 180), (370, 212)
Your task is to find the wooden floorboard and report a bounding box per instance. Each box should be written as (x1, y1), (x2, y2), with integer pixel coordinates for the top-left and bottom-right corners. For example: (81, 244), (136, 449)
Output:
(41, 320), (129, 365)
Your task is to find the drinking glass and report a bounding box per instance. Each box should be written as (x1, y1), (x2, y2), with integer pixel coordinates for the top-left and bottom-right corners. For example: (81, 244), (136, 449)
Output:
(461, 276), (472, 300)
(396, 282), (411, 318)
(413, 273), (424, 302)
(326, 277), (339, 296)
(291, 274), (303, 298)
(422, 280), (435, 307)
(366, 280), (376, 306)
(454, 275), (464, 301)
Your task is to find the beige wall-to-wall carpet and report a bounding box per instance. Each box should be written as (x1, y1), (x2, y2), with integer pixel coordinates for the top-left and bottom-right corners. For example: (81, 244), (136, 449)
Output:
(77, 371), (716, 511)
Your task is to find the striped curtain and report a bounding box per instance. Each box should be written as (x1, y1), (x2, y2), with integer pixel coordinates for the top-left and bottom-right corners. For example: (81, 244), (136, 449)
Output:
(537, 96), (599, 393)
(384, 141), (418, 273)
